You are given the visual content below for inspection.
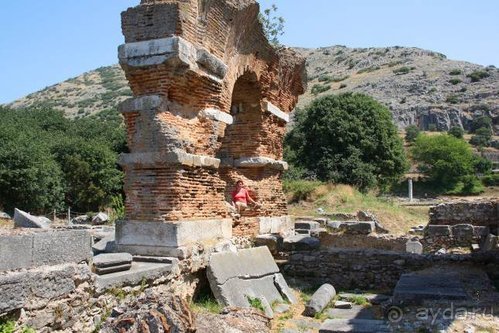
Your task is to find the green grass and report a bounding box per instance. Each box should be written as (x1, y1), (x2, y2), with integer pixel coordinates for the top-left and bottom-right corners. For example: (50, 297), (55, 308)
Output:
(247, 296), (265, 312)
(346, 295), (369, 307)
(285, 182), (428, 234)
(190, 294), (222, 314)
(0, 319), (35, 333)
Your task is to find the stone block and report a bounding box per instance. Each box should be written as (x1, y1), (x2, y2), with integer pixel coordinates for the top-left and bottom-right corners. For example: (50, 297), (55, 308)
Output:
(95, 264), (132, 275)
(295, 221), (320, 230)
(0, 264), (83, 313)
(72, 215), (90, 224)
(118, 95), (163, 113)
(425, 225), (451, 237)
(92, 235), (116, 255)
(198, 108), (233, 125)
(0, 234), (33, 271)
(258, 216), (293, 235)
(304, 283), (336, 317)
(295, 229), (311, 235)
(405, 239), (423, 254)
(263, 101), (290, 123)
(95, 261), (174, 292)
(482, 234), (498, 251)
(92, 212), (109, 225)
(1, 230), (92, 271)
(451, 224), (474, 240)
(254, 234), (281, 253)
(32, 230), (93, 267)
(473, 226), (489, 238)
(234, 157), (288, 171)
(115, 219), (232, 258)
(340, 222), (375, 235)
(13, 208), (50, 229)
(93, 253), (132, 268)
(282, 235), (320, 251)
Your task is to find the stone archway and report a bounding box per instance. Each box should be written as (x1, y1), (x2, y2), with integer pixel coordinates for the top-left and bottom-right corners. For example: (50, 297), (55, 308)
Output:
(115, 0), (306, 258)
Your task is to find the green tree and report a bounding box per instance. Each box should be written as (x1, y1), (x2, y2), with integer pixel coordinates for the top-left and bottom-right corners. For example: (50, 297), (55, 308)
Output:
(448, 126), (464, 139)
(411, 134), (484, 194)
(405, 125), (420, 143)
(0, 105), (126, 214)
(259, 4), (285, 46)
(285, 93), (408, 191)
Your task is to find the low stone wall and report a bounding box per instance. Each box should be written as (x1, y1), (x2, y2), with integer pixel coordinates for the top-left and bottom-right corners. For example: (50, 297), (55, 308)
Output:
(0, 230), (92, 271)
(429, 199), (498, 227)
(422, 224), (489, 252)
(280, 248), (499, 291)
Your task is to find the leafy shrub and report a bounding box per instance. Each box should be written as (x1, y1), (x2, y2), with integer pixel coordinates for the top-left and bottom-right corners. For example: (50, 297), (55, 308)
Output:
(445, 95), (459, 104)
(405, 125), (420, 143)
(467, 70), (490, 82)
(393, 67), (411, 75)
(470, 116), (492, 133)
(449, 69), (462, 75)
(448, 126), (464, 139)
(470, 127), (492, 147)
(311, 84), (331, 95)
(482, 174), (499, 186)
(449, 78), (462, 85)
(427, 124), (437, 132)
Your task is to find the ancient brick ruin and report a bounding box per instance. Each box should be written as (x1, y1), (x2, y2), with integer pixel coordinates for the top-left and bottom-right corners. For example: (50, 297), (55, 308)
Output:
(116, 0), (306, 257)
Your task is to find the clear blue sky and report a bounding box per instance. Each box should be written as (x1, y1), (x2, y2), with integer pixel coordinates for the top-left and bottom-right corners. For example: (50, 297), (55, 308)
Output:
(1, 0), (498, 104)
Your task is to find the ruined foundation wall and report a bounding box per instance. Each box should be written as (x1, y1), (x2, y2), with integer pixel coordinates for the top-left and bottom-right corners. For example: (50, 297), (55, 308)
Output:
(281, 249), (499, 291)
(429, 200), (498, 227)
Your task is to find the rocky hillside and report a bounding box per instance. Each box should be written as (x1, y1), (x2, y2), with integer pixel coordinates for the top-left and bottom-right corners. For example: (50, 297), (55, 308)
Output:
(297, 46), (498, 133)
(7, 46), (499, 132)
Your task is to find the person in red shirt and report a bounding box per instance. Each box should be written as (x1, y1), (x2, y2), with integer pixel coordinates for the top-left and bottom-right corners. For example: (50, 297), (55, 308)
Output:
(231, 180), (260, 215)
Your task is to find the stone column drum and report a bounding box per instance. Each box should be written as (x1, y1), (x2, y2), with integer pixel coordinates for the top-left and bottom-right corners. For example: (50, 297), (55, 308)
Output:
(116, 0), (306, 257)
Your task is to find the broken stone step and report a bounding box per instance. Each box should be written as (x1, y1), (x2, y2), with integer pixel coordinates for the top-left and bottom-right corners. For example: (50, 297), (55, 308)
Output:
(319, 319), (391, 333)
(93, 253), (132, 268)
(95, 263), (132, 275)
(295, 221), (321, 230)
(95, 261), (174, 292)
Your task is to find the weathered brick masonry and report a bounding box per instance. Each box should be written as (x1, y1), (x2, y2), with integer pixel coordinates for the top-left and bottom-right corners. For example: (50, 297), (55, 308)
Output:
(116, 0), (306, 255)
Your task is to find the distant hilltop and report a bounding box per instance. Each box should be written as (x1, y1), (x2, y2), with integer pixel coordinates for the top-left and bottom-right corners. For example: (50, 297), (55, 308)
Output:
(7, 45), (498, 134)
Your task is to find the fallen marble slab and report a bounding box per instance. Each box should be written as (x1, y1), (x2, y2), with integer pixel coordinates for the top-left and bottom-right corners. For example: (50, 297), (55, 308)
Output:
(207, 246), (296, 318)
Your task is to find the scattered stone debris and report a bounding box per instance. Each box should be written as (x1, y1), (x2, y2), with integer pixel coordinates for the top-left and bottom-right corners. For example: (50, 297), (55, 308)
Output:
(195, 307), (271, 333)
(101, 295), (195, 333)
